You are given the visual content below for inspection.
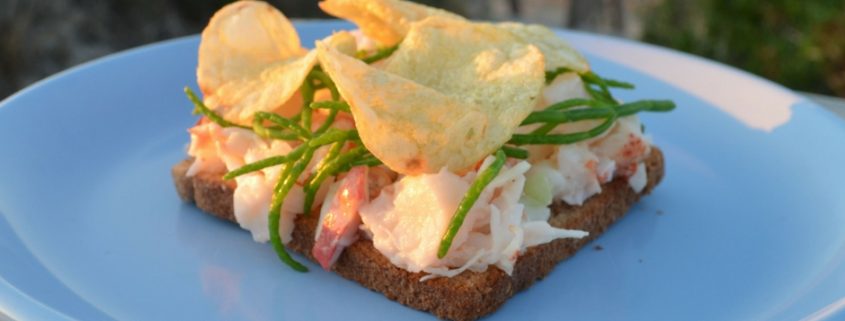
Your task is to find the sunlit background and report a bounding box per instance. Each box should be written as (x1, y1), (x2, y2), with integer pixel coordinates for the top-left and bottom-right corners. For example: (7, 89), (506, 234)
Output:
(2, 0), (843, 101)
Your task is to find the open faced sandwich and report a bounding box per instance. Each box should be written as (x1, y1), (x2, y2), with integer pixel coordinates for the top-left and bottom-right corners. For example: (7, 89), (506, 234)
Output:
(171, 1), (675, 320)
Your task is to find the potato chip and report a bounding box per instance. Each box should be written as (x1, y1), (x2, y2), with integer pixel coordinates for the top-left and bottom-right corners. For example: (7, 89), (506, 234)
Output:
(316, 18), (544, 175)
(498, 22), (590, 73)
(318, 0), (587, 73)
(316, 43), (496, 175)
(198, 1), (315, 124)
(318, 0), (463, 46)
(322, 30), (359, 56)
(384, 17), (545, 130)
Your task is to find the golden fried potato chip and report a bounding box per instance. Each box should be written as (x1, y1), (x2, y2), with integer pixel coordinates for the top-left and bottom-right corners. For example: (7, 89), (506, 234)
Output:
(316, 43), (498, 175)
(498, 22), (590, 73)
(198, 1), (314, 123)
(321, 30), (358, 56)
(385, 17), (545, 130)
(318, 0), (463, 46)
(316, 18), (544, 175)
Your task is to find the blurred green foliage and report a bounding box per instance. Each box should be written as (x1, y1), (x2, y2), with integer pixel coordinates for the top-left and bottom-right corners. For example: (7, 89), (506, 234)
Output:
(643, 0), (845, 97)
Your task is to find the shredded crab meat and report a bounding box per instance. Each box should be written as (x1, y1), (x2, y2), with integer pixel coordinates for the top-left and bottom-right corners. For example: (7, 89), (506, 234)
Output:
(627, 162), (648, 193)
(186, 121), (333, 243)
(591, 116), (651, 168)
(526, 115), (651, 207)
(359, 156), (588, 280)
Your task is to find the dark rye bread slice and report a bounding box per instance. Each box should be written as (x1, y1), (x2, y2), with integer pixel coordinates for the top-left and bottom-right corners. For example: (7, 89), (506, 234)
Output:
(172, 148), (664, 321)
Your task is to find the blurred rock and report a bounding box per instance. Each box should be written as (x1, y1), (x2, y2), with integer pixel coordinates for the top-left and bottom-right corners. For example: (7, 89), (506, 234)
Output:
(0, 0), (198, 98)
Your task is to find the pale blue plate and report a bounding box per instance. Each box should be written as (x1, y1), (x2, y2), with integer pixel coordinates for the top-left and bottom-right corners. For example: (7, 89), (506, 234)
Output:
(1, 21), (845, 321)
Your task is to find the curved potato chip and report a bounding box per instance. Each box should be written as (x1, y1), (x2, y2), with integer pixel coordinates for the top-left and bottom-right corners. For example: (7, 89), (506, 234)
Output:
(316, 43), (503, 175)
(385, 17), (545, 130)
(205, 52), (317, 122)
(198, 1), (313, 123)
(318, 0), (463, 46)
(316, 18), (544, 175)
(322, 30), (358, 56)
(498, 22), (590, 73)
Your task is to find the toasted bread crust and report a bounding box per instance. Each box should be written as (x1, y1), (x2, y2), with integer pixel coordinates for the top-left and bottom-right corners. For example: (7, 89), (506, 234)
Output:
(172, 148), (664, 321)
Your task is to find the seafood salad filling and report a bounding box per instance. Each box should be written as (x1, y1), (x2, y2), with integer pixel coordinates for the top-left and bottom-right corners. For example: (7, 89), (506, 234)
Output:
(184, 0), (675, 278)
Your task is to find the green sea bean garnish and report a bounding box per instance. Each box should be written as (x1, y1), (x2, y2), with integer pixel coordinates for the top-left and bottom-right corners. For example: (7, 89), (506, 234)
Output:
(544, 67), (574, 84)
(260, 126), (300, 140)
(437, 149), (506, 259)
(500, 145), (529, 159)
(510, 114), (617, 145)
(308, 129), (357, 148)
(310, 69), (340, 100)
(223, 144), (309, 180)
(349, 155), (383, 167)
(300, 77), (315, 132)
(362, 44), (399, 64)
(521, 107), (616, 126)
(616, 100), (676, 116)
(184, 87), (249, 129)
(531, 99), (607, 135)
(581, 71), (636, 90)
(253, 112), (311, 140)
(310, 101), (351, 113)
(313, 109), (339, 136)
(544, 98), (602, 111)
(599, 77), (635, 89)
(268, 148), (315, 272)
